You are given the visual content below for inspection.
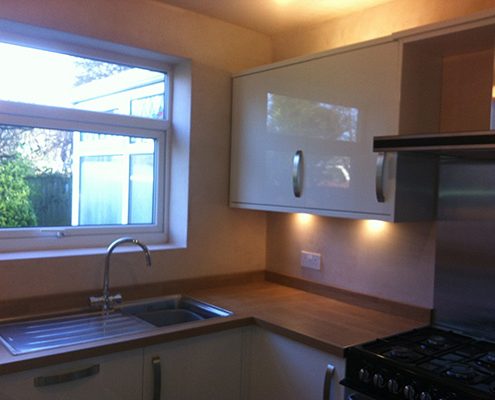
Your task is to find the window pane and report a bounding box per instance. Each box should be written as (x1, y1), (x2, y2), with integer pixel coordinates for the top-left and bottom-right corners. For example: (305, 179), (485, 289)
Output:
(0, 42), (166, 120)
(129, 154), (154, 224)
(0, 125), (157, 229)
(79, 155), (125, 225)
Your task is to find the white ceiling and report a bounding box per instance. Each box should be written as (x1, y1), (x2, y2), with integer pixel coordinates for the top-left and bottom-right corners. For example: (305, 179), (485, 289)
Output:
(157, 0), (396, 35)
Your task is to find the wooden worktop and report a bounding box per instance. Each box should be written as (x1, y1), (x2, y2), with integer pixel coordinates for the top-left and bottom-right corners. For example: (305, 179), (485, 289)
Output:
(189, 280), (428, 355)
(0, 278), (428, 375)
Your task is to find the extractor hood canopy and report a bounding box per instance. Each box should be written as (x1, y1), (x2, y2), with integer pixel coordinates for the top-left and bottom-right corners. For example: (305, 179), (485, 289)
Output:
(373, 130), (495, 159)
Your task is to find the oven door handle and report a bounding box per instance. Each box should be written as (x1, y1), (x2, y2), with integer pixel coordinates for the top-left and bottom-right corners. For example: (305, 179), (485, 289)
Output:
(346, 392), (374, 399)
(322, 363), (335, 400)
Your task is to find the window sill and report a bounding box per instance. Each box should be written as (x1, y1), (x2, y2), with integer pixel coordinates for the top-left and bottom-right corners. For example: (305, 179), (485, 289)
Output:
(0, 242), (186, 261)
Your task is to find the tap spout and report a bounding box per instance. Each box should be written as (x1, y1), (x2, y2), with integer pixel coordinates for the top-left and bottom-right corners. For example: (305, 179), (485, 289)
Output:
(99, 237), (152, 311)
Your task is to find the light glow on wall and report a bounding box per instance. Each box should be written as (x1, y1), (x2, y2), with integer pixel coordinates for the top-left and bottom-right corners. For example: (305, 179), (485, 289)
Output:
(363, 219), (388, 234)
(294, 213), (314, 225)
(273, 0), (393, 11)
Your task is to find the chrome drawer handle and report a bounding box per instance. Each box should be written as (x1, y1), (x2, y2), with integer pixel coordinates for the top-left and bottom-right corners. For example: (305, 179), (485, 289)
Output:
(34, 364), (99, 387)
(152, 356), (161, 400)
(292, 150), (303, 198)
(375, 152), (386, 203)
(322, 363), (335, 400)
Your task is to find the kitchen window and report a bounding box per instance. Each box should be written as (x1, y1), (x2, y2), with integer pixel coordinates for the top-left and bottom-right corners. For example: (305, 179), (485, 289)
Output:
(0, 28), (174, 254)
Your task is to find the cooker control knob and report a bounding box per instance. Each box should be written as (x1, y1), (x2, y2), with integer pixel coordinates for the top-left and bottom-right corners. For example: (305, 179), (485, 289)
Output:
(403, 384), (416, 400)
(420, 392), (432, 400)
(387, 378), (400, 394)
(372, 373), (385, 388)
(358, 368), (371, 383)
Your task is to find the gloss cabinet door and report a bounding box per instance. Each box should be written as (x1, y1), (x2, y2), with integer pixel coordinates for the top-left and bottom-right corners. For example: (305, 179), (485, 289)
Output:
(142, 329), (243, 400)
(243, 327), (346, 400)
(230, 41), (401, 220)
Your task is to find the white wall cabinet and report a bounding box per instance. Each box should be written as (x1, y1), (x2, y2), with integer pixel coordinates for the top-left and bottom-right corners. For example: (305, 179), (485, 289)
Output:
(230, 39), (436, 221)
(0, 349), (143, 400)
(142, 329), (244, 400)
(243, 327), (346, 400)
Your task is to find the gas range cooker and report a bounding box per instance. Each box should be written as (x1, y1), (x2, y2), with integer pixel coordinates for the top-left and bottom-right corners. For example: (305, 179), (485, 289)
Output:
(341, 326), (495, 400)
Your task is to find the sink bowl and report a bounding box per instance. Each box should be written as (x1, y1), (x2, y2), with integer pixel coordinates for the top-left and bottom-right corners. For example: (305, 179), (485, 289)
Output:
(120, 295), (232, 327)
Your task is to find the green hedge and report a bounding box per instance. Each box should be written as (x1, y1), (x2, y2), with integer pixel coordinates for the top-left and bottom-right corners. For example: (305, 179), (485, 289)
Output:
(0, 155), (37, 227)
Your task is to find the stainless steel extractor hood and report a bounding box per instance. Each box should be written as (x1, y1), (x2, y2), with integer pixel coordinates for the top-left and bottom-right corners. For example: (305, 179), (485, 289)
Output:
(373, 130), (495, 158)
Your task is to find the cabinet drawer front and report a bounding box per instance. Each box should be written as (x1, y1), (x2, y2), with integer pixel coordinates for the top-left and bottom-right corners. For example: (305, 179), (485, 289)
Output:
(0, 349), (143, 400)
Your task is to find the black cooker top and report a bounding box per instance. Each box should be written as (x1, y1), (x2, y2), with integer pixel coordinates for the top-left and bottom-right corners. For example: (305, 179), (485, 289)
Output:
(341, 326), (495, 400)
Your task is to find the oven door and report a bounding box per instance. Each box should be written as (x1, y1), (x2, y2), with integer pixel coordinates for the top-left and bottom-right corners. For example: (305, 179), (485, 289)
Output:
(345, 389), (376, 400)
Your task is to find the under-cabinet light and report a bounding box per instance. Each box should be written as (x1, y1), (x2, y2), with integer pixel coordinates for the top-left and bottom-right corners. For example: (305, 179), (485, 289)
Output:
(294, 213), (314, 225)
(363, 219), (388, 234)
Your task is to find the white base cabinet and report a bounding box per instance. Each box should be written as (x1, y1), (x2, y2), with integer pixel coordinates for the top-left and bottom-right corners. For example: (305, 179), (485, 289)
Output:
(0, 349), (143, 400)
(0, 327), (345, 400)
(142, 329), (244, 400)
(243, 327), (346, 400)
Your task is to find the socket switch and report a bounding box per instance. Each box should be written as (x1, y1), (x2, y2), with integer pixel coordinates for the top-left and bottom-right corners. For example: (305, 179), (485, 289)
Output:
(300, 250), (321, 270)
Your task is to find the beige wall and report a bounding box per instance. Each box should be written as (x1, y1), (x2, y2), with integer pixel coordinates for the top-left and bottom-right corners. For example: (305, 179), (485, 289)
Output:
(272, 0), (495, 60)
(267, 215), (436, 308)
(0, 0), (272, 73)
(266, 0), (495, 309)
(0, 0), (270, 300)
(1, 0), (494, 307)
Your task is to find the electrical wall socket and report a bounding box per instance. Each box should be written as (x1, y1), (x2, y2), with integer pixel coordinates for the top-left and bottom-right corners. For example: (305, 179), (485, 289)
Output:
(300, 250), (321, 270)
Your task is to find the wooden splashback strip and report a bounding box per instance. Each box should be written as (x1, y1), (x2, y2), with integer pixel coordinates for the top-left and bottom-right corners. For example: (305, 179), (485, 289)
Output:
(0, 269), (430, 324)
(265, 271), (432, 323)
(0, 271), (265, 320)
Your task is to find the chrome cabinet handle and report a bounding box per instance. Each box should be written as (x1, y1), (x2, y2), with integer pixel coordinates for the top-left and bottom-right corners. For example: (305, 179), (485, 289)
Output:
(322, 363), (335, 400)
(292, 150), (303, 198)
(152, 356), (161, 400)
(375, 152), (386, 203)
(34, 364), (99, 387)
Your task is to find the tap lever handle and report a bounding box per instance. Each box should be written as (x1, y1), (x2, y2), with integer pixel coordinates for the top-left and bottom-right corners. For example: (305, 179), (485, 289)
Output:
(108, 293), (123, 305)
(89, 293), (122, 309)
(89, 295), (105, 309)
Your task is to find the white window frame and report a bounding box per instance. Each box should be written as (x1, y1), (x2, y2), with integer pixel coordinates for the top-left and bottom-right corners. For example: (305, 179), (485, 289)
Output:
(0, 21), (176, 254)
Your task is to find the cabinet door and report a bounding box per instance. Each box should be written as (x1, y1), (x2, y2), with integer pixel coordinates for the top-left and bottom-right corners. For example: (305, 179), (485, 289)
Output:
(231, 41), (400, 219)
(143, 329), (243, 400)
(244, 327), (346, 400)
(231, 70), (305, 210)
(0, 349), (143, 400)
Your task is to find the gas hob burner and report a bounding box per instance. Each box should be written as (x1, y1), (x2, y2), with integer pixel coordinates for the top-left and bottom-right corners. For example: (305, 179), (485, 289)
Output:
(362, 339), (426, 364)
(425, 334), (448, 347)
(477, 353), (495, 372)
(419, 334), (457, 353)
(418, 335), (451, 354)
(383, 345), (422, 362)
(445, 364), (477, 381)
(483, 352), (495, 364)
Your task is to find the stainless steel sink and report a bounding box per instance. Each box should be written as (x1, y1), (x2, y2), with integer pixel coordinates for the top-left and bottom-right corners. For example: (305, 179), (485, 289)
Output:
(0, 312), (153, 355)
(0, 295), (232, 355)
(120, 295), (232, 327)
